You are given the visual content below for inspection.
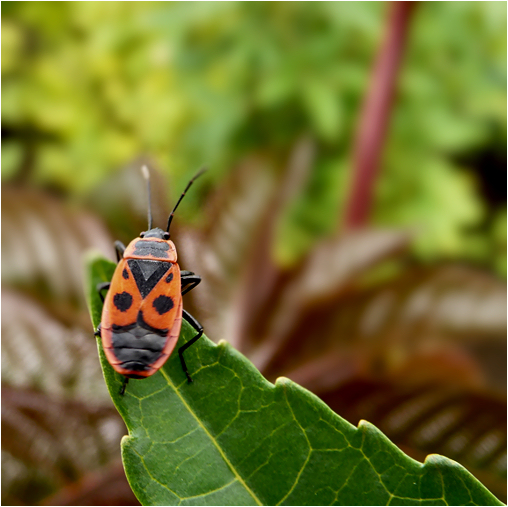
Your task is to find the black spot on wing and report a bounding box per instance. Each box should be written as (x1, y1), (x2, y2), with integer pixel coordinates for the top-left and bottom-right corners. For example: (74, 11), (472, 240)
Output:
(166, 272), (173, 283)
(113, 292), (133, 312)
(122, 268), (129, 279)
(153, 295), (174, 315)
(127, 259), (170, 298)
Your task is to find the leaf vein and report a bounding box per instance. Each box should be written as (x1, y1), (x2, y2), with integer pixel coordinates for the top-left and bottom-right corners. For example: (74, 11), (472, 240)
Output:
(181, 478), (238, 501)
(158, 426), (200, 445)
(276, 384), (312, 505)
(132, 447), (181, 500)
(159, 368), (262, 505)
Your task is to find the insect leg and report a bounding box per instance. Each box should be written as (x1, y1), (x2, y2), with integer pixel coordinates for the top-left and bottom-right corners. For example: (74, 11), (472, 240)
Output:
(94, 323), (102, 337)
(119, 377), (129, 396)
(96, 282), (111, 303)
(179, 310), (203, 383)
(180, 272), (201, 296)
(115, 241), (126, 262)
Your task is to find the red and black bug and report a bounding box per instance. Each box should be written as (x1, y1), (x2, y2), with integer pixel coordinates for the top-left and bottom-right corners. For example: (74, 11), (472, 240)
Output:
(95, 166), (205, 395)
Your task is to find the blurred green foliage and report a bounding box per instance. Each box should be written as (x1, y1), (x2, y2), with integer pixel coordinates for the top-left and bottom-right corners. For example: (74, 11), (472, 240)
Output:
(2, 1), (506, 273)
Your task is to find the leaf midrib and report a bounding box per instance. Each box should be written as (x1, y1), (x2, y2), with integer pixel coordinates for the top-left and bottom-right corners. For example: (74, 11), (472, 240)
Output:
(159, 369), (263, 506)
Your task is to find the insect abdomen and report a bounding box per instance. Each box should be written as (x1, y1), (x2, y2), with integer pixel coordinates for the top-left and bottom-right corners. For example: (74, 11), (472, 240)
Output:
(111, 327), (166, 371)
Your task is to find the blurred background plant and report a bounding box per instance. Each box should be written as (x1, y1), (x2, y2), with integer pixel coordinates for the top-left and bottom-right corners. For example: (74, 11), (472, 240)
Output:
(2, 1), (506, 505)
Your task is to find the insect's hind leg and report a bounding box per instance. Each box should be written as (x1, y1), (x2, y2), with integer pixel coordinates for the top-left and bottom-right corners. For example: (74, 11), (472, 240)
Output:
(119, 377), (129, 396)
(179, 310), (203, 383)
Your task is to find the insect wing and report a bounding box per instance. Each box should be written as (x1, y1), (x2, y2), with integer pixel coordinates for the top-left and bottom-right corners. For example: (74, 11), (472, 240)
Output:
(102, 259), (142, 329)
(141, 263), (181, 332)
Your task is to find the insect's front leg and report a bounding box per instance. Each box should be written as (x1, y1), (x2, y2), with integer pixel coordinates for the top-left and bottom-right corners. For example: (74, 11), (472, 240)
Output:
(114, 241), (126, 262)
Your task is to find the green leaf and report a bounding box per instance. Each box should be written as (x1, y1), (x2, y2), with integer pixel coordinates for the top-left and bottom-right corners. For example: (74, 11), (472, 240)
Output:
(300, 79), (343, 143)
(85, 253), (503, 506)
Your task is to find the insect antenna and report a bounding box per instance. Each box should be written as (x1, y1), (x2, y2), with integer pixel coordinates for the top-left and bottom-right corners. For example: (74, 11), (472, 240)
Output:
(141, 165), (153, 230)
(166, 167), (207, 233)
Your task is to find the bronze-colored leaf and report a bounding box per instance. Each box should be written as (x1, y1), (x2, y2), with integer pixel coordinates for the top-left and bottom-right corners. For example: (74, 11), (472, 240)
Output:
(2, 386), (126, 506)
(41, 460), (139, 506)
(2, 187), (114, 303)
(318, 379), (507, 502)
(2, 290), (107, 399)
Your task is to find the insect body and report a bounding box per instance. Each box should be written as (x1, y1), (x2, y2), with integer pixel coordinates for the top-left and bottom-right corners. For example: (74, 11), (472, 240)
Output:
(95, 167), (204, 394)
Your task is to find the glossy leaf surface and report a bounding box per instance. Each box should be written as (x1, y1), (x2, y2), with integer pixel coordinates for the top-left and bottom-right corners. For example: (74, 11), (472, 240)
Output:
(86, 254), (503, 506)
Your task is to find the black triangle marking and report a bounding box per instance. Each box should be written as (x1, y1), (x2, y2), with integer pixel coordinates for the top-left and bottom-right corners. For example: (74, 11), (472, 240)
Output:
(138, 260), (161, 280)
(127, 259), (170, 299)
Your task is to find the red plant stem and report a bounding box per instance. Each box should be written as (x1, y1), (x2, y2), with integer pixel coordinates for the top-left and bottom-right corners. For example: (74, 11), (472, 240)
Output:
(344, 1), (416, 229)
